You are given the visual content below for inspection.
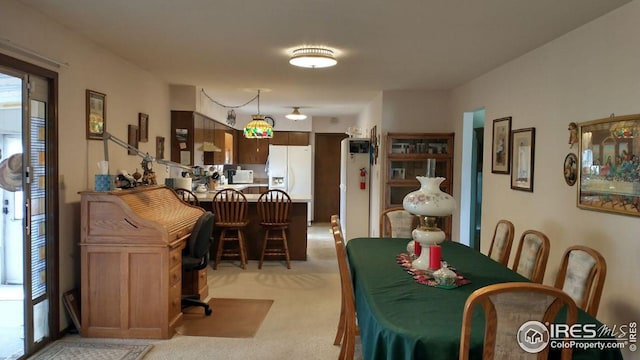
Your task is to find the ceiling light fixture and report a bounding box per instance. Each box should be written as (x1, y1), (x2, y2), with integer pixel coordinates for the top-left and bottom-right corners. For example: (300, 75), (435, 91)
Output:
(243, 90), (273, 139)
(289, 47), (337, 68)
(285, 107), (308, 120)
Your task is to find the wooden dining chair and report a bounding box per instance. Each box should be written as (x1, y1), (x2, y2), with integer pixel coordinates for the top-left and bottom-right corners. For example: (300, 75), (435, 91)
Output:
(460, 282), (578, 360)
(487, 219), (515, 266)
(511, 230), (550, 283)
(212, 188), (250, 269)
(554, 245), (607, 317)
(331, 214), (357, 360)
(257, 189), (292, 269)
(379, 207), (419, 238)
(174, 187), (200, 206)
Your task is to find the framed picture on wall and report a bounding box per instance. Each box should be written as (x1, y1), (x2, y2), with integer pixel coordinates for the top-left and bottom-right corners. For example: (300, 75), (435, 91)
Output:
(138, 113), (149, 142)
(578, 113), (640, 216)
(510, 127), (535, 192)
(492, 117), (511, 174)
(128, 125), (138, 155)
(86, 90), (106, 140)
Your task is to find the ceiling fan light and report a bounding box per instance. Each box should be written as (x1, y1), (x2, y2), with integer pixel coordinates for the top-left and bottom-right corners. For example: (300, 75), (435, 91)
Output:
(285, 107), (308, 120)
(289, 47), (337, 68)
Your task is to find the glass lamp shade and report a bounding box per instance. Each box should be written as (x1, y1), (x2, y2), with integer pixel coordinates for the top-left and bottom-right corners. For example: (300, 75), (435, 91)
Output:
(285, 107), (308, 120)
(243, 115), (273, 139)
(403, 176), (456, 270)
(289, 47), (337, 68)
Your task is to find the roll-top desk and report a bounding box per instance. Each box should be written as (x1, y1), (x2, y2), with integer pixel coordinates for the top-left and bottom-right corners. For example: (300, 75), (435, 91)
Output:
(80, 186), (204, 339)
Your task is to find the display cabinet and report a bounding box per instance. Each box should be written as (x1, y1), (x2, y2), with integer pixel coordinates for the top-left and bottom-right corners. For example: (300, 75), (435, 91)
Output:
(385, 133), (454, 239)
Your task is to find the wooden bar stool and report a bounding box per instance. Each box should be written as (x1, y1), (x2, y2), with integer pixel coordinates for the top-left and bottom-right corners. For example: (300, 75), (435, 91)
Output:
(212, 189), (249, 269)
(257, 189), (291, 269)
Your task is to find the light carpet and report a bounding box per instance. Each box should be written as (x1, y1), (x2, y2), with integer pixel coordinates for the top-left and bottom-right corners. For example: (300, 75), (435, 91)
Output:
(29, 341), (152, 360)
(176, 298), (273, 338)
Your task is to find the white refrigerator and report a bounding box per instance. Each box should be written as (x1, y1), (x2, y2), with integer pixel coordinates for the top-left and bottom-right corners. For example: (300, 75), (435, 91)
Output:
(340, 138), (370, 241)
(268, 145), (313, 224)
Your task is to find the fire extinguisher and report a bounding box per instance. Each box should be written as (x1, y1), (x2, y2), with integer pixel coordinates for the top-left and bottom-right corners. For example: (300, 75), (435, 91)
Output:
(359, 168), (367, 190)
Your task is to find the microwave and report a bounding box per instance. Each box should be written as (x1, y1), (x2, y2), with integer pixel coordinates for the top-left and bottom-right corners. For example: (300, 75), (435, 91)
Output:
(227, 169), (254, 184)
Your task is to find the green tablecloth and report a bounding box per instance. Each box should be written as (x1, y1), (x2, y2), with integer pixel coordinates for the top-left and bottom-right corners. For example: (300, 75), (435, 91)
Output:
(346, 238), (623, 360)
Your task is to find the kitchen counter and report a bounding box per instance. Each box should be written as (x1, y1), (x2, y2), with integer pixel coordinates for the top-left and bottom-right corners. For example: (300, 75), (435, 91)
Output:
(194, 185), (311, 202)
(196, 193), (309, 261)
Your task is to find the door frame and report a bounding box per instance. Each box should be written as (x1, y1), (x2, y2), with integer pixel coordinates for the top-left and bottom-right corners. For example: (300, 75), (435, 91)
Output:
(0, 52), (60, 355)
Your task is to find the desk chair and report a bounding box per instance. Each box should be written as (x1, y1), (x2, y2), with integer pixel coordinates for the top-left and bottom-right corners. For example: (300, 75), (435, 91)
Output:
(174, 187), (200, 206)
(331, 215), (357, 360)
(181, 211), (215, 315)
(379, 207), (419, 238)
(487, 219), (515, 266)
(212, 189), (249, 269)
(257, 189), (292, 269)
(511, 230), (550, 283)
(554, 245), (606, 317)
(460, 282), (578, 360)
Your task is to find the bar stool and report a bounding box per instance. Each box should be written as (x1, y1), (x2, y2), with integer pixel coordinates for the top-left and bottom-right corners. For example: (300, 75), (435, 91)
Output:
(257, 189), (291, 269)
(212, 189), (249, 269)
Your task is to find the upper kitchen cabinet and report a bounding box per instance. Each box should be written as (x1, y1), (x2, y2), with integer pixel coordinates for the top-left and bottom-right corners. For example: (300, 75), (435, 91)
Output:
(384, 133), (454, 237)
(236, 131), (310, 164)
(171, 111), (235, 166)
(237, 135), (269, 164)
(269, 131), (310, 146)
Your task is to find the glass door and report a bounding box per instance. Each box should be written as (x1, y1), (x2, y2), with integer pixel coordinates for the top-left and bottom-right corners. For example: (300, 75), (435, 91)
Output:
(0, 64), (55, 359)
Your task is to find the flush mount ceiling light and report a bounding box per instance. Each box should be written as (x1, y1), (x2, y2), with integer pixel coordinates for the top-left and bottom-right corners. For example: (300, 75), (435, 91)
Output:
(285, 107), (308, 120)
(289, 47), (337, 68)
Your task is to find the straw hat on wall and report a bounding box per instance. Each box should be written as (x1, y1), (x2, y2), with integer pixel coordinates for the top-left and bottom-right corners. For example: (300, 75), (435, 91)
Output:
(0, 153), (23, 192)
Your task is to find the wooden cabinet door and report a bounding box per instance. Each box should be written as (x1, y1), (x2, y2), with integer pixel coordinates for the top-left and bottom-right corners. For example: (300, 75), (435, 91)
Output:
(269, 132), (289, 145)
(288, 132), (310, 145)
(237, 135), (269, 164)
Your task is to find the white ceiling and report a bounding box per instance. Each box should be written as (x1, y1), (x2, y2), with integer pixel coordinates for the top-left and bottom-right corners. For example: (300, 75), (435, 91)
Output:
(19, 0), (631, 118)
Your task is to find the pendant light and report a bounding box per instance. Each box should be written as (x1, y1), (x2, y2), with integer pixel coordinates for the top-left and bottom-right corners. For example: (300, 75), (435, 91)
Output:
(285, 107), (307, 120)
(243, 90), (273, 139)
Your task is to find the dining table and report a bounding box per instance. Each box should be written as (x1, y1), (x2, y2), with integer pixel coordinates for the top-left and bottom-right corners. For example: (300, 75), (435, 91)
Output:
(346, 237), (623, 360)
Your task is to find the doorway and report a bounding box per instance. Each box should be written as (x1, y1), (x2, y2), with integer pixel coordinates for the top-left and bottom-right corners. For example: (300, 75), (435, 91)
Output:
(459, 110), (484, 250)
(0, 53), (59, 360)
(313, 133), (348, 223)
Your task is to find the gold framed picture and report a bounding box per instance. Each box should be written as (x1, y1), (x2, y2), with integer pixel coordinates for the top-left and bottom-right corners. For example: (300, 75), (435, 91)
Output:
(86, 90), (106, 140)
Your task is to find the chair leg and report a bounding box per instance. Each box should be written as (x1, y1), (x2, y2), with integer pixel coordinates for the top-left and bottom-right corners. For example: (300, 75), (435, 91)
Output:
(259, 229), (269, 269)
(333, 293), (346, 345)
(281, 228), (291, 269)
(214, 229), (226, 270)
(237, 229), (247, 270)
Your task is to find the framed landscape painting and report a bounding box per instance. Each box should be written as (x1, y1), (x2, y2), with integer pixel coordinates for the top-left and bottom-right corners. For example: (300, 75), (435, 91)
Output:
(492, 117), (511, 174)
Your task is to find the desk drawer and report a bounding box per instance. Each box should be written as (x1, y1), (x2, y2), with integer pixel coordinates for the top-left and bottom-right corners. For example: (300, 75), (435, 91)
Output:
(169, 264), (181, 287)
(169, 247), (182, 269)
(169, 282), (181, 321)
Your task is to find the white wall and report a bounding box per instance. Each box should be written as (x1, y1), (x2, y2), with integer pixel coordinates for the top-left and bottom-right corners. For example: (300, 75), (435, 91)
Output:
(356, 93), (383, 234)
(1, 0), (172, 331)
(451, 0), (640, 336)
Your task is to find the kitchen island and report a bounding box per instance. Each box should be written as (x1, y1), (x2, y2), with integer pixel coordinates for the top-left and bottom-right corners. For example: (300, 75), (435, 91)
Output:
(195, 190), (310, 261)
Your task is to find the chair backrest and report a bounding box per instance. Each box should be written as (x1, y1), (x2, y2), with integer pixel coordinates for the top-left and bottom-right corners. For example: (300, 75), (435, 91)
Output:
(488, 219), (515, 266)
(212, 188), (248, 224)
(511, 230), (550, 283)
(330, 215), (356, 358)
(460, 282), (578, 360)
(174, 187), (200, 206)
(554, 245), (606, 317)
(379, 207), (419, 238)
(184, 211), (215, 269)
(257, 189), (291, 225)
